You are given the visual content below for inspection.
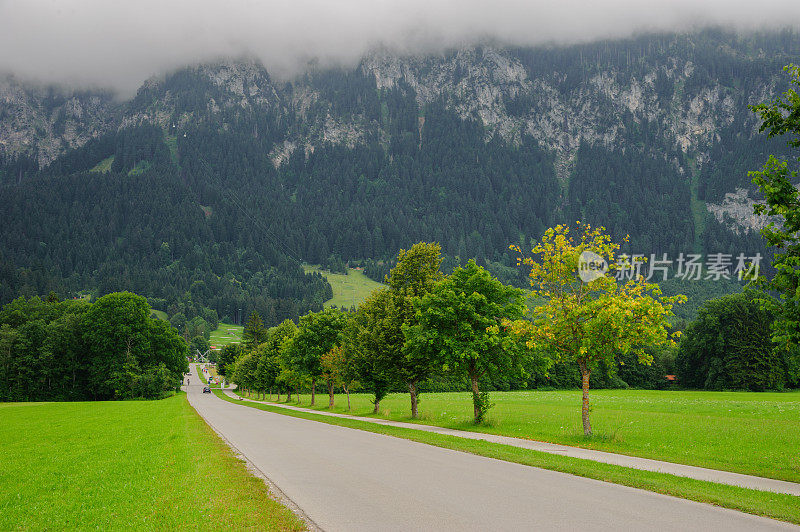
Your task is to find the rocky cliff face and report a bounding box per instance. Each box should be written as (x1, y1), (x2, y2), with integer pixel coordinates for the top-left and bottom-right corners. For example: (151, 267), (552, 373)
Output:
(0, 76), (118, 166)
(360, 46), (774, 182)
(706, 188), (774, 235)
(0, 32), (793, 235)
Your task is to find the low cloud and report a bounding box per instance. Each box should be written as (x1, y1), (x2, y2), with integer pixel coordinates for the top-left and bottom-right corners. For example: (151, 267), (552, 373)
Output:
(1, 0), (800, 94)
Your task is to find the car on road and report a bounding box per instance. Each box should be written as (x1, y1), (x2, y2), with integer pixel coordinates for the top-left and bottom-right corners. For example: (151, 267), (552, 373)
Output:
(202, 387), (211, 393)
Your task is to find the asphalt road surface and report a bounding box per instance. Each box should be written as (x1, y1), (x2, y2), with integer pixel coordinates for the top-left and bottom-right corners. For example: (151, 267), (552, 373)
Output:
(186, 367), (796, 531)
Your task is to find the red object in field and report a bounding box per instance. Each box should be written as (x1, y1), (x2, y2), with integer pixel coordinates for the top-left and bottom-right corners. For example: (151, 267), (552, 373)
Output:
(665, 375), (676, 381)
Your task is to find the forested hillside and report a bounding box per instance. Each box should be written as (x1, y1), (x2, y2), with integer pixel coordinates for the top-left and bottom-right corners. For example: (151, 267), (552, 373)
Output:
(2, 29), (798, 326)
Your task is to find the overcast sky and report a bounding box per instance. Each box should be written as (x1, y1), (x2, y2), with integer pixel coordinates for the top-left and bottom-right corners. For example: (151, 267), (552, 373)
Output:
(2, 0), (800, 94)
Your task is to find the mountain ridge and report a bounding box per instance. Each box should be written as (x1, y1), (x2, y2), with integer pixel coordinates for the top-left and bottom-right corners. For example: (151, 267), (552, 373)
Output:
(1, 29), (797, 324)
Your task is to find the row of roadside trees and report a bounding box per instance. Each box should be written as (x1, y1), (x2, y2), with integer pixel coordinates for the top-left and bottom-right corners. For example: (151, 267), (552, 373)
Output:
(227, 229), (683, 434)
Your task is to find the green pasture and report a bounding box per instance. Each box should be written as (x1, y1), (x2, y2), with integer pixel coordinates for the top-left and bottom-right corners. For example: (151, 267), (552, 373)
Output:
(150, 309), (168, 321)
(0, 394), (303, 530)
(165, 135), (179, 165)
(245, 388), (800, 483)
(303, 265), (384, 309)
(89, 156), (114, 174)
(209, 322), (243, 349)
(127, 161), (151, 176)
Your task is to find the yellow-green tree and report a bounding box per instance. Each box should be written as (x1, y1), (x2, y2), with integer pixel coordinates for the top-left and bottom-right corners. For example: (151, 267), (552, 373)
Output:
(509, 224), (684, 436)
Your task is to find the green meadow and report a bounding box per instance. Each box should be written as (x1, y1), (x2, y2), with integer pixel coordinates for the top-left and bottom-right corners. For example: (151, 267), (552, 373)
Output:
(150, 308), (168, 321)
(303, 265), (384, 309)
(210, 322), (243, 348)
(89, 156), (114, 174)
(245, 388), (800, 483)
(0, 395), (304, 531)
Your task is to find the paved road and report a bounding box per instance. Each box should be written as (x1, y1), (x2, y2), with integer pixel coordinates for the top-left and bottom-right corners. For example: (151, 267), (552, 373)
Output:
(226, 391), (800, 497)
(185, 368), (796, 531)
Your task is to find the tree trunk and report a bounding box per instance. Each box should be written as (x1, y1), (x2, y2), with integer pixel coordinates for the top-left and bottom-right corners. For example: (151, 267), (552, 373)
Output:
(373, 399), (380, 414)
(408, 380), (419, 419)
(579, 360), (592, 436)
(328, 378), (335, 409)
(295, 387), (300, 402)
(311, 377), (316, 406)
(470, 370), (481, 423)
(286, 388), (292, 402)
(277, 389), (280, 402)
(345, 385), (351, 411)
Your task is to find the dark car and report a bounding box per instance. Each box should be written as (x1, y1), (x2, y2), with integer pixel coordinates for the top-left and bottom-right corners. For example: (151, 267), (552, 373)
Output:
(202, 387), (211, 393)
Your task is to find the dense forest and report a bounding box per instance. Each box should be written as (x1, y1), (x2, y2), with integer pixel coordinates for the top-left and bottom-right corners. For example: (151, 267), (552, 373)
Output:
(0, 292), (188, 401)
(2, 29), (797, 327)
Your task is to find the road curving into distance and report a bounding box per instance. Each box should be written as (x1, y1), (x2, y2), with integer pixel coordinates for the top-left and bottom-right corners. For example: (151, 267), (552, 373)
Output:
(185, 365), (796, 531)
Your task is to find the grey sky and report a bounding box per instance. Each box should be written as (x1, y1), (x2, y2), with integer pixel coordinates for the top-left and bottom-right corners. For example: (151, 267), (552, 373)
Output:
(1, 0), (800, 94)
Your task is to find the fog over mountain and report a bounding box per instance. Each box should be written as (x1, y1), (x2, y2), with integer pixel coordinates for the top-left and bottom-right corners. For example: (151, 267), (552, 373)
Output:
(2, 0), (800, 93)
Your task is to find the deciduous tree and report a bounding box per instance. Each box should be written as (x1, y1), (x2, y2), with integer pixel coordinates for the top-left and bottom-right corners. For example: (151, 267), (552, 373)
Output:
(321, 344), (358, 410)
(509, 224), (683, 435)
(256, 319), (297, 399)
(408, 260), (538, 423)
(676, 291), (790, 390)
(342, 288), (400, 413)
(284, 308), (348, 405)
(387, 242), (444, 418)
(750, 64), (800, 376)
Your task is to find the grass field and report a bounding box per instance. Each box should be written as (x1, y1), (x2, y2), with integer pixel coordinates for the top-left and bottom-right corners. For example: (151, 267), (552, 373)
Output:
(165, 135), (179, 165)
(128, 161), (151, 176)
(150, 309), (168, 321)
(303, 265), (384, 309)
(245, 388), (800, 483)
(209, 322), (243, 349)
(218, 390), (800, 525)
(89, 156), (114, 174)
(0, 394), (304, 530)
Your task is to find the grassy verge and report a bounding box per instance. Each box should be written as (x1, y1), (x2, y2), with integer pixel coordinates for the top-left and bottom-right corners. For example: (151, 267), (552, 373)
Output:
(303, 265), (384, 309)
(0, 394), (305, 530)
(249, 388), (800, 483)
(215, 390), (800, 525)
